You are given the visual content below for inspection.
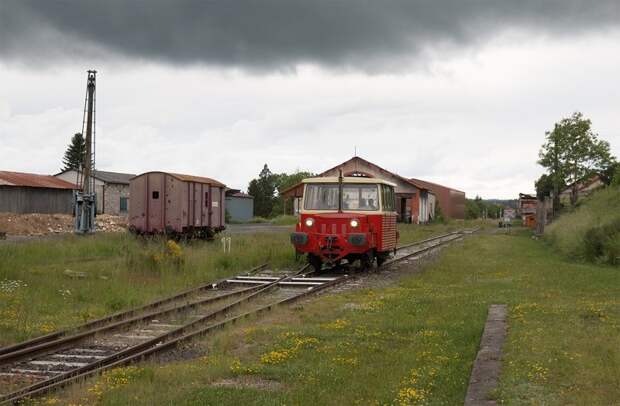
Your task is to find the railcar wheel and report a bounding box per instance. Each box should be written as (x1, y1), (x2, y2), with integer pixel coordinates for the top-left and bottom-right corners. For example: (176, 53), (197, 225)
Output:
(360, 251), (375, 270)
(308, 254), (323, 273)
(376, 252), (390, 267)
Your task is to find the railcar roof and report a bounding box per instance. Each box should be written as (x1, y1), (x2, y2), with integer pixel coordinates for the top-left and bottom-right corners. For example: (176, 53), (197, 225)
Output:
(302, 177), (397, 187)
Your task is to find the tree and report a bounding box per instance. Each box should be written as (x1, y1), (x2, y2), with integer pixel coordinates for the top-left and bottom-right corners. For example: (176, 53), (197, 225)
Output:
(465, 197), (481, 219)
(535, 173), (554, 201)
(271, 171), (314, 216)
(61, 133), (86, 171)
(247, 164), (276, 217)
(538, 112), (614, 206)
(611, 166), (620, 188)
(600, 162), (620, 186)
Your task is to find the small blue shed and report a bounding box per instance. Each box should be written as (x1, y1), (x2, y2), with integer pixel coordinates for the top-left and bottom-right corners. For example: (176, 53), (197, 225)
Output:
(225, 189), (254, 223)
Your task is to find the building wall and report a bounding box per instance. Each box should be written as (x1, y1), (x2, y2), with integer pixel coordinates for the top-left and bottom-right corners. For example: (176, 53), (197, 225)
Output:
(225, 196), (254, 222)
(0, 186), (73, 214)
(102, 183), (130, 216)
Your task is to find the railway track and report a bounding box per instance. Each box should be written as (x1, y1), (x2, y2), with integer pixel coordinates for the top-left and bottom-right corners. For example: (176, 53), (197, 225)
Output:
(0, 228), (474, 404)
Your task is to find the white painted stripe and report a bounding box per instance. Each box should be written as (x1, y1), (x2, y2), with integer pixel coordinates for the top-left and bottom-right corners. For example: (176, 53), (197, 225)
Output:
(226, 280), (269, 284)
(29, 360), (89, 367)
(72, 348), (107, 353)
(51, 354), (107, 360)
(278, 281), (323, 286)
(235, 276), (279, 280)
(113, 334), (156, 340)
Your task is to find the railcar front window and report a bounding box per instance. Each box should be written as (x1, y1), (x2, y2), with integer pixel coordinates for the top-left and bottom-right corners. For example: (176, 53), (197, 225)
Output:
(304, 184), (379, 211)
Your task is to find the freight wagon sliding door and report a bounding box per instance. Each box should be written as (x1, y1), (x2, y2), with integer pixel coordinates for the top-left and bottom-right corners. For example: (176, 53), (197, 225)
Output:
(189, 182), (205, 228)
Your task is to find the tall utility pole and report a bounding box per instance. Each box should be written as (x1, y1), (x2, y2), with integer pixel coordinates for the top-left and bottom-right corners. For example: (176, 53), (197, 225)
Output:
(75, 70), (97, 234)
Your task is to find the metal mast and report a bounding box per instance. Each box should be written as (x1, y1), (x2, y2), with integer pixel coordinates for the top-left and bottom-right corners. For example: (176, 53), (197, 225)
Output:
(74, 70), (97, 234)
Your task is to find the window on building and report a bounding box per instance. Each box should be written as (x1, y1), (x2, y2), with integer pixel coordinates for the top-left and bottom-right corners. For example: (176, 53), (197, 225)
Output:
(152, 191), (159, 199)
(120, 197), (129, 212)
(205, 192), (209, 207)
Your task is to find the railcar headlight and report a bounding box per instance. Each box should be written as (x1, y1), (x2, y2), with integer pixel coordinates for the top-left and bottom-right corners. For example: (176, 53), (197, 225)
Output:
(350, 219), (359, 228)
(305, 218), (314, 227)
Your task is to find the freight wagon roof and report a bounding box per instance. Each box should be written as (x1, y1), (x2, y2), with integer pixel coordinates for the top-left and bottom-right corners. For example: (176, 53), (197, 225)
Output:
(132, 172), (226, 187)
(0, 171), (77, 190)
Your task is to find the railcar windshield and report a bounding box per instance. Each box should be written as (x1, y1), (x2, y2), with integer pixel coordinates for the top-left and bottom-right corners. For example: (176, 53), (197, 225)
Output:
(304, 183), (379, 211)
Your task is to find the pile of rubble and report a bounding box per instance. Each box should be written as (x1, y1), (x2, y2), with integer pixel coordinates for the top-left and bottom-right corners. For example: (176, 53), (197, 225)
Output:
(96, 214), (127, 233)
(0, 213), (127, 236)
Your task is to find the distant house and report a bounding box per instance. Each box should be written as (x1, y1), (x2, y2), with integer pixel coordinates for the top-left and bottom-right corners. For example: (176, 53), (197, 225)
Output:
(518, 193), (538, 228)
(0, 171), (77, 214)
(225, 189), (254, 222)
(55, 170), (135, 216)
(559, 174), (604, 203)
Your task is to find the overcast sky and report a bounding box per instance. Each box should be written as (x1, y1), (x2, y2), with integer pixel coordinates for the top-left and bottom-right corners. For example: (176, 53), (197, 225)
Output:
(1, 1), (619, 199)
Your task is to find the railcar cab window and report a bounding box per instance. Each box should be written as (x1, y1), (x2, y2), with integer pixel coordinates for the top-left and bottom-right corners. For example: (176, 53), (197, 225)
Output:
(304, 183), (379, 211)
(381, 185), (395, 212)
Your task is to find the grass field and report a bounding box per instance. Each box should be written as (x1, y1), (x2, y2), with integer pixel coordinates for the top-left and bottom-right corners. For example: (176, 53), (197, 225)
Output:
(25, 228), (619, 405)
(0, 232), (298, 346)
(0, 222), (468, 346)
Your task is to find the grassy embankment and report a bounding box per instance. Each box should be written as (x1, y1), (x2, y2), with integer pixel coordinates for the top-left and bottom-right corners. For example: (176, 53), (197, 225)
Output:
(40, 228), (620, 405)
(546, 186), (620, 264)
(0, 222), (468, 347)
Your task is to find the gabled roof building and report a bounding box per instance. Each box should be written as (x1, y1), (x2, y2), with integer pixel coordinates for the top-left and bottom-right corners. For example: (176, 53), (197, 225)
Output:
(282, 156), (465, 223)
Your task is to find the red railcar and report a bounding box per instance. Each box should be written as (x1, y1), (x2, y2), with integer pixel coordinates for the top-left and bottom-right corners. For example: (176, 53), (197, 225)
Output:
(290, 176), (398, 271)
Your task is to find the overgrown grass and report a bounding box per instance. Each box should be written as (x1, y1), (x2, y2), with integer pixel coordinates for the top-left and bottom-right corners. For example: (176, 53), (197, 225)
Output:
(48, 231), (619, 405)
(0, 232), (300, 345)
(546, 186), (620, 264)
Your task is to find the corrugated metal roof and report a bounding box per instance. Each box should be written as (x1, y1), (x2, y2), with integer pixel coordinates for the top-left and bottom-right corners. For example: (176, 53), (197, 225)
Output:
(0, 171), (77, 190)
(132, 172), (226, 188)
(93, 170), (136, 185)
(55, 169), (136, 185)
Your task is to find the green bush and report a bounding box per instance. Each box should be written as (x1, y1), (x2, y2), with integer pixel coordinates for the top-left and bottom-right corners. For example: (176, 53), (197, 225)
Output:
(611, 166), (620, 187)
(546, 187), (620, 264)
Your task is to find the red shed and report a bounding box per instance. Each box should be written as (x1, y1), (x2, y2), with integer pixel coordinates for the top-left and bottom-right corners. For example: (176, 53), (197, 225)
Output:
(129, 172), (226, 238)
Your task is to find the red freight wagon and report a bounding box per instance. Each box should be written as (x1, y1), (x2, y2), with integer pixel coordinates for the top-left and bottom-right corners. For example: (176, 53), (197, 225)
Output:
(129, 172), (226, 239)
(291, 175), (398, 271)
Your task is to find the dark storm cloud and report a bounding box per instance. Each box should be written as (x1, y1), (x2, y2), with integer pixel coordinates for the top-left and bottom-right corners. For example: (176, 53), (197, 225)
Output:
(1, 0), (619, 70)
